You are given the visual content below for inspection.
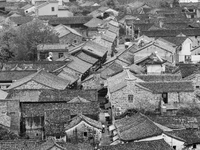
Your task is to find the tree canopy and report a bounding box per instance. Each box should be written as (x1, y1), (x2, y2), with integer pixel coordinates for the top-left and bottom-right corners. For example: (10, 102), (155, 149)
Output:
(0, 19), (59, 61)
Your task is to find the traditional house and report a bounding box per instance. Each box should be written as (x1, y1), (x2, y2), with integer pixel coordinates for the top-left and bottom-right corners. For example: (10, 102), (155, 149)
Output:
(37, 44), (69, 61)
(107, 68), (195, 116)
(128, 39), (176, 64)
(5, 70), (71, 90)
(65, 114), (102, 144)
(54, 24), (83, 45)
(35, 0), (73, 17)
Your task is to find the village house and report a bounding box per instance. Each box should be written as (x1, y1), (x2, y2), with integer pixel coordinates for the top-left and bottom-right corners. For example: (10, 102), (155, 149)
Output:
(37, 44), (69, 61)
(6, 89), (100, 139)
(65, 114), (102, 144)
(35, 0), (73, 17)
(107, 67), (195, 116)
(54, 24), (83, 45)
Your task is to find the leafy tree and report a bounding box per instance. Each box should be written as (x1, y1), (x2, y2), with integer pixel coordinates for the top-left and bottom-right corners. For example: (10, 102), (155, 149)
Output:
(14, 19), (59, 61)
(173, 0), (180, 7)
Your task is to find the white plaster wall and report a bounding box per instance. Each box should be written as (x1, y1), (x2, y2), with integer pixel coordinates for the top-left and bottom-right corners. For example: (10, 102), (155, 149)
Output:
(37, 3), (58, 16)
(163, 133), (185, 150)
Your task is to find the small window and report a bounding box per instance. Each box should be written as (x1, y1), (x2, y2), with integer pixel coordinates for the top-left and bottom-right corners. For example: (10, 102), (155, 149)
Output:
(58, 53), (64, 58)
(196, 86), (199, 88)
(73, 40), (77, 44)
(128, 94), (133, 103)
(173, 146), (176, 150)
(84, 132), (87, 137)
(162, 93), (168, 104)
(193, 144), (196, 148)
(51, 7), (55, 11)
(36, 133), (39, 136)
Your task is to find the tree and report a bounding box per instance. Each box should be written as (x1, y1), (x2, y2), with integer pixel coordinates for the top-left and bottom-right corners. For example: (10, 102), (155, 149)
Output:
(172, 0), (180, 7)
(14, 19), (59, 61)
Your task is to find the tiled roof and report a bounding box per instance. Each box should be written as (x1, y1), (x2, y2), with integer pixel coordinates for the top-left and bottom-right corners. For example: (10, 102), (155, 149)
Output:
(6, 89), (98, 102)
(135, 74), (182, 82)
(148, 115), (200, 129)
(9, 16), (33, 25)
(138, 81), (194, 93)
(66, 56), (92, 74)
(129, 64), (145, 74)
(102, 30), (117, 43)
(176, 63), (200, 78)
(37, 44), (69, 51)
(0, 61), (67, 72)
(0, 70), (37, 81)
(65, 114), (102, 130)
(84, 17), (105, 28)
(6, 70), (70, 90)
(114, 113), (163, 141)
(57, 70), (78, 84)
(82, 40), (108, 57)
(117, 49), (135, 65)
(141, 28), (200, 37)
(100, 62), (123, 80)
(76, 52), (98, 64)
(100, 139), (173, 150)
(39, 16), (92, 26)
(54, 24), (82, 38)
(162, 37), (188, 46)
(165, 129), (200, 145)
(21, 101), (99, 117)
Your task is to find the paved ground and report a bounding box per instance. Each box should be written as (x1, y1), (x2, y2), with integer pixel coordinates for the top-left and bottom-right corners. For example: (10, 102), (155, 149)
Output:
(99, 126), (112, 146)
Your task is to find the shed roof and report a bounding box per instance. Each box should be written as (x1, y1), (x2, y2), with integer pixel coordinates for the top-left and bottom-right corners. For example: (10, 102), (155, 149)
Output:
(37, 44), (69, 51)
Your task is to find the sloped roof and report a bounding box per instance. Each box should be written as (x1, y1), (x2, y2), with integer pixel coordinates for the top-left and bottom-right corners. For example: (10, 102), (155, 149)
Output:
(141, 28), (200, 37)
(148, 115), (200, 129)
(9, 16), (33, 25)
(100, 62), (123, 80)
(162, 37), (188, 46)
(102, 30), (117, 43)
(82, 40), (108, 57)
(135, 74), (182, 82)
(114, 113), (163, 141)
(84, 17), (105, 28)
(0, 61), (67, 72)
(176, 63), (200, 78)
(76, 52), (98, 64)
(65, 114), (102, 131)
(39, 16), (92, 26)
(138, 81), (194, 93)
(6, 89), (98, 102)
(165, 129), (200, 145)
(66, 56), (92, 74)
(100, 139), (173, 150)
(6, 70), (70, 90)
(54, 24), (82, 38)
